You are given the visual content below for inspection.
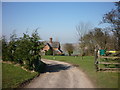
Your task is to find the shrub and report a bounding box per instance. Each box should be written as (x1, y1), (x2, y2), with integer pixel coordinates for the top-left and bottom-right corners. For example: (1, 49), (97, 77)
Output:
(45, 49), (53, 55)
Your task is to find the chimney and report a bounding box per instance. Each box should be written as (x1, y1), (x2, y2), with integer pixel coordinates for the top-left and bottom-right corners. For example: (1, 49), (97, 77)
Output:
(49, 37), (53, 43)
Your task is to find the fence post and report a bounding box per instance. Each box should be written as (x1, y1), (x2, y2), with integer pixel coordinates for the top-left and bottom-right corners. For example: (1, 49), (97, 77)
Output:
(94, 47), (99, 71)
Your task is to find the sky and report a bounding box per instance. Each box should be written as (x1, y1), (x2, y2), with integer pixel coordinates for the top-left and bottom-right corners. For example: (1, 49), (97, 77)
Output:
(2, 2), (116, 44)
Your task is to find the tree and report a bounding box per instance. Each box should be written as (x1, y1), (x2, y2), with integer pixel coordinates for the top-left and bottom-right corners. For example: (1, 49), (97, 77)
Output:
(79, 31), (95, 55)
(0, 37), (1, 56)
(30, 29), (44, 72)
(93, 28), (109, 49)
(76, 22), (92, 38)
(14, 33), (33, 67)
(2, 36), (9, 61)
(79, 28), (110, 55)
(7, 33), (18, 62)
(76, 22), (93, 55)
(64, 43), (74, 56)
(102, 1), (120, 50)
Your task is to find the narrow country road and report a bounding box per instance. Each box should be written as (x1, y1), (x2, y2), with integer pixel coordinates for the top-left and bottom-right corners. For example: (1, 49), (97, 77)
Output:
(24, 59), (95, 88)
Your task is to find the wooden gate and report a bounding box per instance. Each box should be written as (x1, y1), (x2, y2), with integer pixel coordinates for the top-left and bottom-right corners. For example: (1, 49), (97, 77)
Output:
(95, 50), (120, 72)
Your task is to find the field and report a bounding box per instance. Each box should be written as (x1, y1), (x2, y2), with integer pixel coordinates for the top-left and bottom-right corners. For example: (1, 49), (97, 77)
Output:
(42, 55), (119, 88)
(2, 63), (38, 88)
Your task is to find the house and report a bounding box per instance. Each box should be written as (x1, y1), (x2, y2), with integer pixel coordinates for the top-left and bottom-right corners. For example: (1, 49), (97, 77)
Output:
(42, 38), (63, 55)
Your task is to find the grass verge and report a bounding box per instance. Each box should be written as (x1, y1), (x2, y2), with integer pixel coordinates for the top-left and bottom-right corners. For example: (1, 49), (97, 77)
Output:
(42, 55), (119, 88)
(2, 63), (38, 88)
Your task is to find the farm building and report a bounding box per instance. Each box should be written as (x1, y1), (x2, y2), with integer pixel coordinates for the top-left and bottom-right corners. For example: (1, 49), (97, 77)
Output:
(42, 38), (64, 55)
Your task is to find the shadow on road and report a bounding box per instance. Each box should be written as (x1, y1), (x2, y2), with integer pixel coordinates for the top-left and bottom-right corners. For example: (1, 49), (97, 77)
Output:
(43, 64), (72, 73)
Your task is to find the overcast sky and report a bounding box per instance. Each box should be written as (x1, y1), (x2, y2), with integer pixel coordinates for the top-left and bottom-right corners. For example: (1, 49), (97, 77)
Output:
(2, 2), (116, 44)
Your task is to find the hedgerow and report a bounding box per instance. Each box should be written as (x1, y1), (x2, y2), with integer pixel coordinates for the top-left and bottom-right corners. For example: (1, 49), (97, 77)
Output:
(2, 29), (46, 73)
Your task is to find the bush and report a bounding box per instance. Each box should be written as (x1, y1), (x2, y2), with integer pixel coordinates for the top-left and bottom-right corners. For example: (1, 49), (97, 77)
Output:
(45, 49), (53, 55)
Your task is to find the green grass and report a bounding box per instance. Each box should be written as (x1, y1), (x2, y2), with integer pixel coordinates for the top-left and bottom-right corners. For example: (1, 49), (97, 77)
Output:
(42, 55), (119, 88)
(2, 63), (38, 88)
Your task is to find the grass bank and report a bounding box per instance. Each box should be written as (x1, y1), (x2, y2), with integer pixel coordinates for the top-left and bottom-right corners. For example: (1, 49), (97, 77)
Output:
(2, 63), (38, 88)
(42, 55), (119, 88)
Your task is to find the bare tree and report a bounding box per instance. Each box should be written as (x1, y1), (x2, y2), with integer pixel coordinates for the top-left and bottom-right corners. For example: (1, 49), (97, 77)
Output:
(76, 22), (93, 55)
(76, 22), (92, 38)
